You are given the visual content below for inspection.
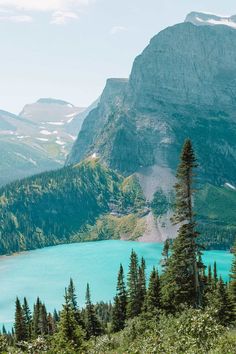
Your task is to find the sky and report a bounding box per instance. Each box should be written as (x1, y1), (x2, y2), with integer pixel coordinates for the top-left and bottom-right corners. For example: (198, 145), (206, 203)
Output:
(0, 0), (236, 114)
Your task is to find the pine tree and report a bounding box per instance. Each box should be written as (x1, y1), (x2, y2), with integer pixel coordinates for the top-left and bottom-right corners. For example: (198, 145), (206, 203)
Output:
(127, 250), (140, 318)
(53, 309), (60, 323)
(22, 297), (32, 340)
(145, 267), (160, 314)
(230, 241), (236, 316)
(85, 284), (102, 338)
(161, 139), (203, 311)
(67, 278), (83, 327)
(55, 289), (84, 351)
(32, 297), (41, 338)
(14, 297), (27, 342)
(39, 303), (48, 336)
(137, 257), (146, 310)
(47, 313), (56, 335)
(2, 325), (6, 336)
(67, 278), (77, 309)
(161, 239), (170, 268)
(210, 277), (235, 326)
(213, 261), (218, 284)
(207, 265), (212, 285)
(111, 264), (127, 332)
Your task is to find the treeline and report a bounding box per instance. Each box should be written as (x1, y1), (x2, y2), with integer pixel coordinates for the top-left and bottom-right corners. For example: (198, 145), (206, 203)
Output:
(198, 223), (236, 250)
(0, 159), (145, 255)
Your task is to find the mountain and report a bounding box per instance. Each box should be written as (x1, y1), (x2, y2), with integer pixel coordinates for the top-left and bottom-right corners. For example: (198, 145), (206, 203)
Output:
(68, 17), (236, 184)
(19, 98), (85, 162)
(0, 159), (146, 255)
(67, 13), (236, 246)
(0, 99), (88, 186)
(0, 110), (61, 186)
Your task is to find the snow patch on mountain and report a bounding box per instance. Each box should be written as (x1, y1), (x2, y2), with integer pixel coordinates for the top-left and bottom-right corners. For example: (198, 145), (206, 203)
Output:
(185, 12), (236, 29)
(47, 121), (65, 126)
(36, 138), (49, 142)
(225, 182), (236, 190)
(14, 153), (37, 166)
(40, 130), (52, 136)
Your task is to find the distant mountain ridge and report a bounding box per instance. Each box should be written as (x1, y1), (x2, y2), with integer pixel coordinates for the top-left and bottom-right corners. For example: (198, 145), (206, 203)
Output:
(0, 98), (89, 185)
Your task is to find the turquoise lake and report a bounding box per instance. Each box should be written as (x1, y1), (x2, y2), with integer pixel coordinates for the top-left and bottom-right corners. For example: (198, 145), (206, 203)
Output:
(0, 240), (233, 328)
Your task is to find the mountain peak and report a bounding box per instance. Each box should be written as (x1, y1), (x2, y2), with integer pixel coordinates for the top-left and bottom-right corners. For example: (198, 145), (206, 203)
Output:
(37, 98), (74, 107)
(185, 12), (236, 29)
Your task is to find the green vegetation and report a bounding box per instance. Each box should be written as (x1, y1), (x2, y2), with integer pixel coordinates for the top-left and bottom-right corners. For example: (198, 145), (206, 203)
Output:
(196, 184), (236, 249)
(76, 213), (146, 242)
(0, 159), (145, 255)
(196, 184), (236, 224)
(151, 188), (171, 217)
(0, 142), (235, 255)
(150, 183), (236, 250)
(89, 309), (236, 354)
(0, 139), (236, 353)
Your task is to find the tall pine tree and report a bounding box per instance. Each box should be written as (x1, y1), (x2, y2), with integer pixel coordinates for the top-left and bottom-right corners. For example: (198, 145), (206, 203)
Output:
(111, 264), (127, 332)
(67, 278), (83, 327)
(85, 284), (102, 338)
(137, 257), (146, 311)
(54, 289), (84, 352)
(230, 241), (236, 316)
(127, 250), (140, 318)
(39, 303), (48, 336)
(161, 139), (203, 311)
(32, 297), (41, 338)
(145, 267), (160, 314)
(22, 297), (32, 340)
(209, 277), (235, 326)
(14, 297), (27, 342)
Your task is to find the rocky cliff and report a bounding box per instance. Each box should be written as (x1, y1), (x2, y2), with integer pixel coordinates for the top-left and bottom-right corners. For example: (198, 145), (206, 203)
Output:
(67, 18), (236, 190)
(67, 78), (128, 165)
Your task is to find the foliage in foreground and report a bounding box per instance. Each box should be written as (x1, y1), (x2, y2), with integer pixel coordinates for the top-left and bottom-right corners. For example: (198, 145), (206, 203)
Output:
(88, 309), (236, 354)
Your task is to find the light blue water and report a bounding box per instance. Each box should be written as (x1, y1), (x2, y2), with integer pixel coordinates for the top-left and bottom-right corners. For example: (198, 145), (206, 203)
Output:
(0, 240), (233, 328)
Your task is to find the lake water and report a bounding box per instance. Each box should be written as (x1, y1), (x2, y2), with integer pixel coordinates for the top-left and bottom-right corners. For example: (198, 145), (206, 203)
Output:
(0, 240), (233, 328)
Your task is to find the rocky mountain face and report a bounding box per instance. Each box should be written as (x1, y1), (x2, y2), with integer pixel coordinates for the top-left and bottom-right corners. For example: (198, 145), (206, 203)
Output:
(67, 15), (236, 243)
(68, 18), (236, 188)
(0, 99), (87, 185)
(67, 78), (128, 165)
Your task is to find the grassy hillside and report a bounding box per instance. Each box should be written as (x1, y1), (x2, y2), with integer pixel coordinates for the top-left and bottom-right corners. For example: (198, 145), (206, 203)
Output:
(150, 183), (236, 249)
(195, 184), (236, 249)
(196, 184), (236, 223)
(0, 159), (145, 255)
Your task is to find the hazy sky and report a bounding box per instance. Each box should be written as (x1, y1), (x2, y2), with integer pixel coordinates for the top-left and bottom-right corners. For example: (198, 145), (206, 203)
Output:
(0, 0), (236, 113)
